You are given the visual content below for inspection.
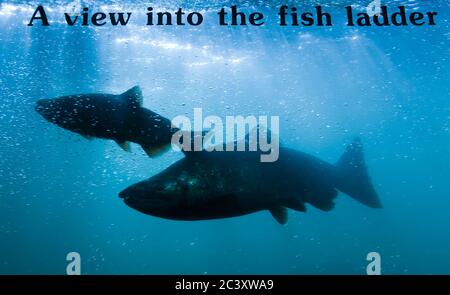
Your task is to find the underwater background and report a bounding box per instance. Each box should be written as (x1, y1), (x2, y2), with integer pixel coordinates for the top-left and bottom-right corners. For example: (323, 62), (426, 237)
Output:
(0, 0), (449, 274)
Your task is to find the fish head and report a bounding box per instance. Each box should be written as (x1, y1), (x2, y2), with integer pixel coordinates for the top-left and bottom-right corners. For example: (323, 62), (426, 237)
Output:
(35, 94), (105, 133)
(35, 95), (82, 127)
(119, 163), (214, 219)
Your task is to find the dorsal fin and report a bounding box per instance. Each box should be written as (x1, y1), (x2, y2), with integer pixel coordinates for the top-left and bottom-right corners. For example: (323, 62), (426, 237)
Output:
(121, 85), (143, 108)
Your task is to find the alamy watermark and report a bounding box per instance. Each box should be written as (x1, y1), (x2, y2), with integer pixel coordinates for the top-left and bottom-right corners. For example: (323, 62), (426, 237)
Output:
(63, 250), (381, 274)
(66, 251), (81, 275)
(171, 108), (280, 163)
(367, 0), (382, 17)
(366, 252), (381, 275)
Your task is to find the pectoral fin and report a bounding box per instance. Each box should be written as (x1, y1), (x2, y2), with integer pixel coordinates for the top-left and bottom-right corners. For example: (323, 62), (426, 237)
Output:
(142, 143), (171, 158)
(116, 140), (131, 152)
(269, 206), (288, 225)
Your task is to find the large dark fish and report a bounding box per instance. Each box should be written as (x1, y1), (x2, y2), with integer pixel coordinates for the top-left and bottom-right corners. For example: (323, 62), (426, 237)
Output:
(119, 136), (382, 225)
(35, 86), (174, 156)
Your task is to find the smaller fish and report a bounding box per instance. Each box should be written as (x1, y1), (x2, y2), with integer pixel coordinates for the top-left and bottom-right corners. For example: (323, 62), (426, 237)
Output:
(35, 86), (174, 157)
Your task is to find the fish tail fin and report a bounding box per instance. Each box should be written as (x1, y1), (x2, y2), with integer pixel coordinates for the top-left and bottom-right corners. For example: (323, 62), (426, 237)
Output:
(336, 137), (382, 208)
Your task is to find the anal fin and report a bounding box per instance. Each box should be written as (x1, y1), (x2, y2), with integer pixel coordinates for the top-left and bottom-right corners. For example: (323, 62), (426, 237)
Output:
(116, 140), (131, 152)
(306, 187), (338, 212)
(269, 206), (288, 225)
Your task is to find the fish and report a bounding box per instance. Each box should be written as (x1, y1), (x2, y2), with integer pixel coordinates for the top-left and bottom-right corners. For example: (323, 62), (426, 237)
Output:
(119, 134), (382, 225)
(35, 86), (175, 157)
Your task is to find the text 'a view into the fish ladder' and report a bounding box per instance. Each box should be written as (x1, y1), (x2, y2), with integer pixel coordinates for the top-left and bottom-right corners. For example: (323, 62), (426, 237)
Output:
(27, 5), (438, 27)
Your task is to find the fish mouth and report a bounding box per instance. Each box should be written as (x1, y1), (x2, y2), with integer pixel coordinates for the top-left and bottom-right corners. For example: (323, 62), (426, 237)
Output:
(119, 180), (167, 201)
(35, 99), (57, 121)
(34, 99), (48, 115)
(119, 187), (172, 209)
(118, 188), (148, 202)
(119, 189), (131, 200)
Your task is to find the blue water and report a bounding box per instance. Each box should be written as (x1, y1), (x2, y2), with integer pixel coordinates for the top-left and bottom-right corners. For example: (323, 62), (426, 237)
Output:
(0, 0), (449, 274)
